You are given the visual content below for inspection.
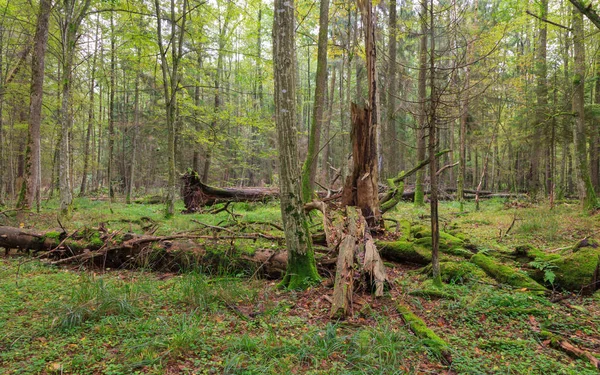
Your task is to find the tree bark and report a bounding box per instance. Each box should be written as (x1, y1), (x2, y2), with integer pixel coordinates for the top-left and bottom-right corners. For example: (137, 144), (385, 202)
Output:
(427, 0), (441, 286)
(385, 0), (398, 179)
(572, 7), (598, 209)
(301, 0), (329, 202)
(531, 0), (548, 198)
(273, 0), (320, 290)
(80, 16), (99, 198)
(19, 0), (51, 211)
(415, 1), (428, 207)
(342, 0), (381, 228)
(58, 0), (91, 215)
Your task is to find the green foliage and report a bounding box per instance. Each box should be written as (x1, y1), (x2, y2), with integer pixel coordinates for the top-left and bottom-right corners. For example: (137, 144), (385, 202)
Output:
(528, 259), (557, 285)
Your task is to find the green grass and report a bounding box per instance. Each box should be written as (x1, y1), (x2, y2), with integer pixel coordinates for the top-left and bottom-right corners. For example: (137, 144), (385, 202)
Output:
(0, 198), (599, 374)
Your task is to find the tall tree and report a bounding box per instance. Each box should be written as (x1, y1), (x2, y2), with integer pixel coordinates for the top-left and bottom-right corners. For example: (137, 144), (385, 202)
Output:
(572, 6), (598, 209)
(273, 0), (320, 290)
(531, 0), (548, 198)
(79, 15), (99, 198)
(57, 0), (92, 214)
(301, 0), (329, 202)
(385, 0), (398, 178)
(154, 0), (188, 216)
(414, 0), (428, 207)
(19, 0), (52, 210)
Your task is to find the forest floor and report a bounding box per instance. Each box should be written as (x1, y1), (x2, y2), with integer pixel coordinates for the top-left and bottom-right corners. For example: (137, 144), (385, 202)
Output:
(1, 197), (599, 374)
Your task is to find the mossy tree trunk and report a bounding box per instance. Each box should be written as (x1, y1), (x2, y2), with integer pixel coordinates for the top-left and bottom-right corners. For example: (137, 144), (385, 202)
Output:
(414, 0), (427, 207)
(273, 0), (319, 290)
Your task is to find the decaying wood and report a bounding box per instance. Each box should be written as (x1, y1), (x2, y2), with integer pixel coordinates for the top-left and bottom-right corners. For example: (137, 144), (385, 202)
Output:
(330, 207), (388, 318)
(529, 315), (600, 369)
(182, 171), (279, 212)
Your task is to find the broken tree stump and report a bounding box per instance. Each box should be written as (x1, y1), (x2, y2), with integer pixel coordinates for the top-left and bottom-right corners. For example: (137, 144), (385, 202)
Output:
(330, 207), (388, 319)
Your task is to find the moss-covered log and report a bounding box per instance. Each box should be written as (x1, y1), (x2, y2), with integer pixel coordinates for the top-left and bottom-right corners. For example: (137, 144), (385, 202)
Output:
(419, 261), (487, 284)
(470, 253), (547, 294)
(396, 303), (452, 364)
(514, 242), (600, 294)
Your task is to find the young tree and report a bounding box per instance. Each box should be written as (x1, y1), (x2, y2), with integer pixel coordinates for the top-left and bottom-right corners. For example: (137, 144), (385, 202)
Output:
(273, 0), (320, 290)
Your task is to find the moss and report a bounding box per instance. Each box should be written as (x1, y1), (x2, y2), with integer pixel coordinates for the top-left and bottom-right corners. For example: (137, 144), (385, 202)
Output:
(593, 290), (600, 302)
(440, 261), (486, 283)
(409, 280), (456, 299)
(278, 246), (320, 290)
(515, 243), (599, 293)
(376, 240), (432, 265)
(470, 253), (547, 294)
(88, 232), (104, 248)
(44, 231), (62, 241)
(396, 303), (451, 363)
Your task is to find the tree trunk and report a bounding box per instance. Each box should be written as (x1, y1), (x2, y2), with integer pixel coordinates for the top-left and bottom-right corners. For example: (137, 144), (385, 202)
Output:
(58, 0), (91, 214)
(385, 0), (398, 179)
(301, 0), (329, 202)
(342, 0), (381, 228)
(108, 11), (116, 201)
(427, 0), (441, 287)
(572, 7), (598, 209)
(273, 0), (320, 290)
(531, 0), (548, 198)
(126, 50), (141, 204)
(80, 17), (99, 198)
(19, 0), (51, 211)
(415, 1), (428, 207)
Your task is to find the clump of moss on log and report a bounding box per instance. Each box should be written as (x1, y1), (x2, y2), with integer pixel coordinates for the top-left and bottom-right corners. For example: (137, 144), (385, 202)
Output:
(420, 261), (487, 284)
(514, 242), (600, 294)
(470, 253), (547, 294)
(396, 303), (452, 364)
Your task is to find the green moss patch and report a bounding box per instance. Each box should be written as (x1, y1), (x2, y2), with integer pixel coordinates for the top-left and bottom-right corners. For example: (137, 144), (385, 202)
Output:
(470, 253), (546, 294)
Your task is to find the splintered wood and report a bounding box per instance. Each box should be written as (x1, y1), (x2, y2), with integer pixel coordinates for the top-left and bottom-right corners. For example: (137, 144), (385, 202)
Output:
(330, 207), (388, 319)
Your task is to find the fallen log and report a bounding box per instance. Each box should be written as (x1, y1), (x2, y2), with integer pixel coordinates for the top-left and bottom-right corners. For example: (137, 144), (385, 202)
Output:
(396, 303), (452, 365)
(182, 172), (279, 212)
(470, 253), (547, 294)
(513, 242), (600, 294)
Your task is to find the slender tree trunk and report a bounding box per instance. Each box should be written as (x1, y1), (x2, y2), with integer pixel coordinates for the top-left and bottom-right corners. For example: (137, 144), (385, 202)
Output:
(572, 7), (598, 209)
(301, 0), (329, 202)
(273, 0), (319, 290)
(80, 17), (99, 197)
(0, 28), (4, 205)
(19, 0), (51, 210)
(531, 0), (548, 198)
(108, 11), (116, 200)
(415, 1), (427, 207)
(427, 0), (441, 287)
(320, 64), (336, 185)
(386, 0), (398, 178)
(127, 50), (141, 204)
(58, 0), (91, 214)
